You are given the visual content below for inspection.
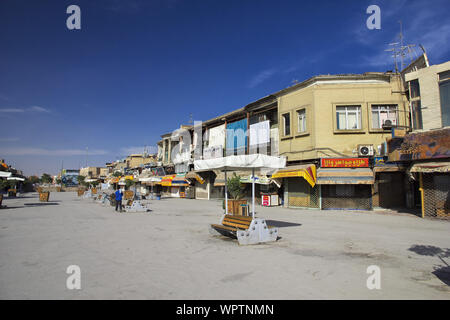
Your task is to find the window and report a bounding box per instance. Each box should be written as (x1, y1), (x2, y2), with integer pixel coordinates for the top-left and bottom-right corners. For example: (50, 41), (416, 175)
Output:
(371, 104), (398, 129)
(408, 80), (422, 130)
(409, 79), (420, 99)
(439, 71), (450, 127)
(336, 106), (361, 130)
(411, 101), (423, 129)
(297, 109), (307, 133)
(282, 113), (291, 136)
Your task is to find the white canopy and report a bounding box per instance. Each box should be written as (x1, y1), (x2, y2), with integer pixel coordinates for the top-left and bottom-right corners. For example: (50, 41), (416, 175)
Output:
(194, 154), (286, 171)
(194, 154), (286, 218)
(0, 171), (12, 178)
(139, 176), (162, 182)
(7, 176), (25, 181)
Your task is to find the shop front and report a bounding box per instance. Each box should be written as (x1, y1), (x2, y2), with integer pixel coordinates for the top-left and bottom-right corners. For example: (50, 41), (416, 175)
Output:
(161, 174), (191, 198)
(408, 162), (450, 219)
(317, 167), (374, 210)
(185, 171), (207, 199)
(372, 158), (408, 209)
(271, 164), (318, 209)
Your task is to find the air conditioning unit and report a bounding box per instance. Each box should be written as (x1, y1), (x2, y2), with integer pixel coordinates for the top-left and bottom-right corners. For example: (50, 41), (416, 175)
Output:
(380, 114), (397, 129)
(358, 144), (374, 157)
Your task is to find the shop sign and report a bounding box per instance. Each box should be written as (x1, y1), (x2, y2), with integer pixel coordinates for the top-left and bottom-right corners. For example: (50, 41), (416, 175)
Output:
(262, 195), (270, 207)
(374, 156), (386, 166)
(320, 158), (369, 168)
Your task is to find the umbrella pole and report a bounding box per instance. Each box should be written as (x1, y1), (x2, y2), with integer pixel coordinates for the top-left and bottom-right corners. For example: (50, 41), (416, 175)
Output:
(224, 171), (228, 215)
(252, 168), (255, 218)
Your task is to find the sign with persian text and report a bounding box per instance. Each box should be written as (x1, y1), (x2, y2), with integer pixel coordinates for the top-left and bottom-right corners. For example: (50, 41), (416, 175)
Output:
(320, 158), (369, 168)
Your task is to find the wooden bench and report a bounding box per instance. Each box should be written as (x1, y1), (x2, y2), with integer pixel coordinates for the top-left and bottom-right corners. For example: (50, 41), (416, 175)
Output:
(211, 215), (254, 236)
(210, 214), (278, 245)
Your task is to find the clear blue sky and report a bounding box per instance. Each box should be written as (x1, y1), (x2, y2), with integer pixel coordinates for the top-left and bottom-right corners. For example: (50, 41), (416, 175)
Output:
(1, 0), (449, 176)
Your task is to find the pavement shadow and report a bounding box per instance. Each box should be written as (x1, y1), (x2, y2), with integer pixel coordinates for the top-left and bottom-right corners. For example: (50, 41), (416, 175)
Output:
(24, 202), (60, 207)
(265, 219), (302, 228)
(433, 266), (450, 286)
(408, 244), (450, 287)
(0, 206), (24, 210)
(408, 245), (450, 258)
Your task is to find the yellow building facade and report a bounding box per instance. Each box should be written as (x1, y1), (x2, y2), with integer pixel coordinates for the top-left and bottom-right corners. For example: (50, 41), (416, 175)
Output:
(274, 73), (409, 210)
(276, 73), (408, 161)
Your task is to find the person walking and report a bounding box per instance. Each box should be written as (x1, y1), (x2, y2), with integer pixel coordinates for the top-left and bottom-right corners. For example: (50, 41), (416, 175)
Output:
(115, 187), (123, 212)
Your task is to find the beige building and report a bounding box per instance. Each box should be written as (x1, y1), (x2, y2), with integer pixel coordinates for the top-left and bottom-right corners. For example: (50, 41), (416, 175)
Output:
(273, 72), (409, 210)
(276, 73), (408, 161)
(125, 154), (156, 169)
(79, 167), (101, 178)
(404, 60), (450, 130)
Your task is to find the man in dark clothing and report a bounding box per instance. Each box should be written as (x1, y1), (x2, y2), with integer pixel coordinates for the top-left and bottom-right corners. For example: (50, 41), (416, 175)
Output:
(115, 188), (123, 212)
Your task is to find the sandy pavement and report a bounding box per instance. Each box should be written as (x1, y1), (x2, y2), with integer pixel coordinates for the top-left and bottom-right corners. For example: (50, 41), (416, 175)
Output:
(0, 192), (449, 299)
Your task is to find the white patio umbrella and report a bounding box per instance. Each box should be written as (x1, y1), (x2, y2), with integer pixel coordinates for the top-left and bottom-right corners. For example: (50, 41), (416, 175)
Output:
(7, 176), (25, 181)
(194, 154), (286, 218)
(0, 171), (12, 178)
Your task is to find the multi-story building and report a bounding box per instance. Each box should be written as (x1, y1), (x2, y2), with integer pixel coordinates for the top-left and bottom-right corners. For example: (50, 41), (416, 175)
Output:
(274, 72), (408, 210)
(387, 57), (450, 219)
(79, 167), (106, 179)
(163, 72), (412, 210)
(153, 65), (449, 217)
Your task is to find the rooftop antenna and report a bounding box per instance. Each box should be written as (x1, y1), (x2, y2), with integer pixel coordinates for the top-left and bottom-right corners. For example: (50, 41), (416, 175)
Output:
(385, 21), (417, 72)
(85, 147), (88, 168)
(385, 42), (400, 73)
(188, 113), (193, 125)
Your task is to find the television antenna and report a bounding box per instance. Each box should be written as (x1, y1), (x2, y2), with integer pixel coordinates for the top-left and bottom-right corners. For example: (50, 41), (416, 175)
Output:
(385, 21), (417, 72)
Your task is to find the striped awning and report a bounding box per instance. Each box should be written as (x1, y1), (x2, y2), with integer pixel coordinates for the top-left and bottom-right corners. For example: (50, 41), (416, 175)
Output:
(171, 174), (190, 187)
(109, 177), (120, 184)
(161, 175), (176, 187)
(185, 171), (206, 184)
(408, 162), (450, 173)
(271, 164), (317, 187)
(317, 168), (374, 185)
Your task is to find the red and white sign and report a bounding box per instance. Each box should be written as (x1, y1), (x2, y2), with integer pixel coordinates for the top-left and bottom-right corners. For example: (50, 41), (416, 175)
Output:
(321, 158), (369, 168)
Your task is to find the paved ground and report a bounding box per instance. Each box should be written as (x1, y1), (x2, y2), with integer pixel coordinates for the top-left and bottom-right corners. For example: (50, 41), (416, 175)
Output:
(0, 192), (449, 299)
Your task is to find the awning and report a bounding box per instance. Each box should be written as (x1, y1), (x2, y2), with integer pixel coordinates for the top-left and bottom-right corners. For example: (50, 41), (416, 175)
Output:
(161, 175), (176, 187)
(7, 176), (25, 181)
(408, 162), (450, 173)
(373, 165), (407, 172)
(85, 178), (98, 183)
(0, 171), (12, 178)
(171, 174), (190, 187)
(140, 176), (162, 186)
(139, 176), (161, 182)
(317, 168), (374, 185)
(185, 171), (206, 184)
(109, 177), (120, 184)
(271, 164), (317, 187)
(194, 154), (286, 172)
